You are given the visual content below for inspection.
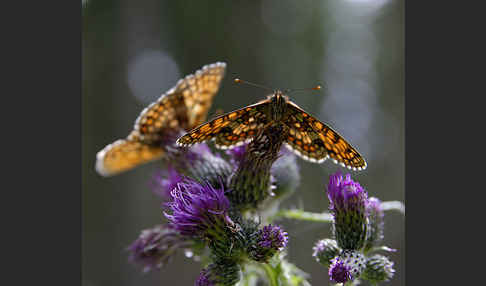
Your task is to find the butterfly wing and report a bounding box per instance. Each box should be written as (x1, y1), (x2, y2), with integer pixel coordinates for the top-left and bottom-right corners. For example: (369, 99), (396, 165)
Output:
(134, 62), (226, 144)
(176, 62), (226, 128)
(284, 101), (367, 170)
(95, 62), (226, 176)
(95, 137), (165, 177)
(177, 100), (270, 149)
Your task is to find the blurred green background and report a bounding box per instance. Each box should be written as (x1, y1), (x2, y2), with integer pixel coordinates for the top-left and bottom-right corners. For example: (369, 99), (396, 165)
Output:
(82, 0), (404, 285)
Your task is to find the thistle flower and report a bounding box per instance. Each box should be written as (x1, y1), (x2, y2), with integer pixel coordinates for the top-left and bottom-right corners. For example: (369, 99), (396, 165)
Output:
(227, 124), (286, 210)
(327, 172), (369, 250)
(151, 165), (184, 199)
(164, 179), (234, 239)
(195, 259), (241, 286)
(328, 250), (366, 284)
(312, 239), (341, 267)
(361, 255), (395, 284)
(364, 197), (385, 252)
(248, 224), (289, 262)
(127, 225), (194, 272)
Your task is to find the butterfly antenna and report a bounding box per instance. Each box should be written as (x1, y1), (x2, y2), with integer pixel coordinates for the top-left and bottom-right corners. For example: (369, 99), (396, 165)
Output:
(234, 78), (273, 92)
(283, 85), (322, 94)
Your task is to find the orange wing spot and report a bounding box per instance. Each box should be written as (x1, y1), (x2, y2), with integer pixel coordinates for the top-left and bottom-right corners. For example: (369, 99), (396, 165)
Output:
(228, 112), (238, 119)
(314, 122), (323, 130)
(296, 140), (302, 146)
(200, 124), (211, 132)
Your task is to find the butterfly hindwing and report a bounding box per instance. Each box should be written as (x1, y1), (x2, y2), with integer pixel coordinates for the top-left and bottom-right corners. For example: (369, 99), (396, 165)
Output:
(177, 100), (270, 149)
(284, 101), (367, 170)
(95, 136), (165, 177)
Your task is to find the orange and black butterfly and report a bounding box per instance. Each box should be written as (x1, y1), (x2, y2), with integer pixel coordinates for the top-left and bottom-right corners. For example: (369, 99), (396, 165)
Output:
(177, 88), (367, 171)
(95, 62), (226, 176)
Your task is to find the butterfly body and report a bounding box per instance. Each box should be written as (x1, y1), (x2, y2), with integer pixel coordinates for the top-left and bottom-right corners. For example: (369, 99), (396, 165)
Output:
(177, 90), (367, 171)
(95, 62), (226, 176)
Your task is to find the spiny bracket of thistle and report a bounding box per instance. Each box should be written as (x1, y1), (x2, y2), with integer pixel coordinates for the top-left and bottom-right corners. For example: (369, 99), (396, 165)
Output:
(227, 123), (287, 211)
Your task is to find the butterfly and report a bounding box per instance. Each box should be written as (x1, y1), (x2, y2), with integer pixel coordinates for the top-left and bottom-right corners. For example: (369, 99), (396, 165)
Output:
(177, 89), (367, 171)
(95, 62), (226, 176)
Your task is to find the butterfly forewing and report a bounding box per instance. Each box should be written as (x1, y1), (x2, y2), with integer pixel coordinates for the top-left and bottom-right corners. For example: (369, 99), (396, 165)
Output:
(177, 100), (270, 149)
(284, 101), (367, 170)
(95, 62), (226, 176)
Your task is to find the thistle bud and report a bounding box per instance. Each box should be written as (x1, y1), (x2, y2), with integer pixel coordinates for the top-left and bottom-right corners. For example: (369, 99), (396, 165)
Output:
(361, 255), (395, 284)
(327, 172), (369, 250)
(195, 259), (241, 286)
(312, 239), (341, 267)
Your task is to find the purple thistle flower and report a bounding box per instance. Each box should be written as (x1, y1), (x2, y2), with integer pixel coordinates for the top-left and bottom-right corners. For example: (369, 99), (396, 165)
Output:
(164, 178), (234, 239)
(327, 172), (369, 250)
(327, 172), (368, 213)
(248, 224), (288, 262)
(329, 257), (353, 283)
(151, 165), (184, 200)
(258, 224), (288, 250)
(328, 250), (366, 283)
(127, 225), (193, 272)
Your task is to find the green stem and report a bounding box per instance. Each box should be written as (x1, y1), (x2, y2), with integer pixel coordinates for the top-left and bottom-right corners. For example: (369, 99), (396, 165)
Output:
(262, 263), (279, 286)
(268, 209), (333, 223)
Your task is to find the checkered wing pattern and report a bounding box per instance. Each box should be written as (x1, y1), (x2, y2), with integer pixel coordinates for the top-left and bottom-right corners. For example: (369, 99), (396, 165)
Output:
(134, 62), (226, 144)
(284, 101), (367, 170)
(95, 62), (226, 176)
(177, 100), (270, 149)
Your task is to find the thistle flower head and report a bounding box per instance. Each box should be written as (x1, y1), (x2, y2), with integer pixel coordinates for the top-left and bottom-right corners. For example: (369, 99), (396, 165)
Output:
(164, 178), (233, 239)
(328, 250), (366, 283)
(312, 239), (341, 267)
(258, 224), (288, 250)
(248, 224), (288, 262)
(152, 165), (184, 199)
(328, 257), (353, 284)
(327, 172), (369, 250)
(127, 225), (192, 272)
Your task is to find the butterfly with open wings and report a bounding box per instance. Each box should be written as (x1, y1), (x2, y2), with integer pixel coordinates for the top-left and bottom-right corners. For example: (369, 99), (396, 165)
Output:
(177, 89), (367, 171)
(95, 62), (226, 176)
